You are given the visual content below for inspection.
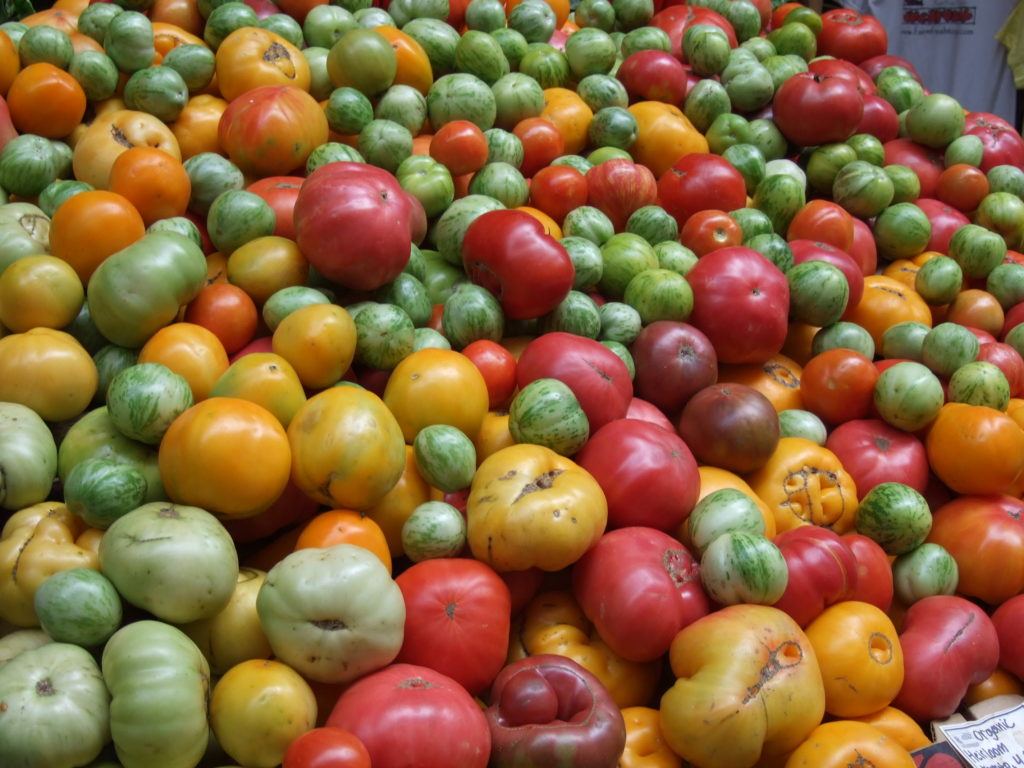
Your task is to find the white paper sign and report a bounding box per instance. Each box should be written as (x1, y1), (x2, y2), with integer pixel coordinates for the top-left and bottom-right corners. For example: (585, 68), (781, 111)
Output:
(939, 702), (1024, 767)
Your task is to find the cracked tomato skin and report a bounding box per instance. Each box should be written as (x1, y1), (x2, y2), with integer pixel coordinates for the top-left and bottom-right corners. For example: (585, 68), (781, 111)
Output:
(659, 604), (825, 768)
(466, 443), (608, 573)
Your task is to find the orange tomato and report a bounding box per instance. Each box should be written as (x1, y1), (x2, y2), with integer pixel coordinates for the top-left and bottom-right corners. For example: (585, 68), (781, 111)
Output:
(374, 26), (433, 96)
(0, 30), (17, 96)
(159, 397), (293, 519)
(215, 27), (310, 103)
(382, 348), (491, 443)
(171, 93), (228, 160)
(71, 109), (181, 189)
(271, 303), (357, 391)
(48, 190), (147, 284)
(717, 354), (804, 413)
(925, 402), (1024, 495)
(937, 163), (990, 213)
(19, 8), (78, 32)
(226, 235), (309, 306)
(627, 101), (709, 179)
(842, 275), (932, 350)
(943, 288), (1005, 338)
(473, 410), (515, 465)
(880, 258), (921, 290)
(183, 282), (259, 356)
(294, 509), (392, 574)
(69, 32), (104, 55)
(152, 21), (207, 63)
(849, 707), (930, 753)
(138, 322), (230, 402)
(363, 445), (432, 558)
(107, 146), (192, 226)
(149, 0), (205, 37)
(964, 668), (1024, 706)
(540, 87), (592, 156)
(6, 62), (87, 139)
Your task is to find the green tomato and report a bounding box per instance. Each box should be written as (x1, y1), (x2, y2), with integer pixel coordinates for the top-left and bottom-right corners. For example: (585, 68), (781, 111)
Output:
(34, 568), (123, 648)
(873, 361), (944, 432)
(256, 543), (406, 683)
(700, 531), (788, 605)
(105, 362), (195, 444)
(414, 424), (477, 492)
(0, 401), (57, 511)
(64, 457), (148, 530)
(687, 488), (766, 556)
(99, 502), (238, 623)
(0, 643), (110, 768)
(509, 377), (590, 456)
(102, 620), (210, 768)
(892, 542), (959, 605)
(855, 481), (932, 555)
(777, 409), (827, 445)
(207, 189), (277, 256)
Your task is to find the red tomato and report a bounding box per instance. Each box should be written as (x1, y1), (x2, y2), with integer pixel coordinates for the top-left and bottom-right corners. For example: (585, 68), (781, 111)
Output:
(686, 246), (790, 365)
(825, 418), (929, 497)
(282, 727), (372, 768)
(574, 418), (700, 531)
(395, 558), (512, 696)
(978, 341), (1024, 397)
(786, 200), (855, 253)
(817, 8), (888, 64)
(430, 120), (489, 178)
(629, 320), (719, 417)
(247, 175), (303, 241)
(585, 158), (658, 232)
(615, 49), (690, 104)
(572, 526), (710, 663)
(936, 163), (990, 213)
(771, 526), (859, 627)
(849, 216), (879, 276)
(963, 111), (1024, 172)
(327, 664), (491, 768)
(513, 117), (565, 178)
(772, 71), (864, 148)
(528, 164), (588, 225)
(515, 332), (633, 432)
(799, 348), (878, 426)
(884, 139), (944, 200)
(991, 595), (1024, 682)
(915, 197), (971, 254)
(855, 93), (900, 143)
(183, 282), (259, 356)
(842, 532), (894, 612)
(657, 153), (747, 229)
(625, 396), (676, 431)
(807, 57), (876, 96)
(679, 209), (743, 257)
(460, 339), (517, 409)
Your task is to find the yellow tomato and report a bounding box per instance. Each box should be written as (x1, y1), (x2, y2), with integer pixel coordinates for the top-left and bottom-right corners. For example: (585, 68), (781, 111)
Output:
(382, 347), (490, 442)
(138, 322), (230, 402)
(620, 706), (682, 768)
(804, 601), (905, 718)
(214, 27), (310, 103)
(171, 93), (228, 160)
(784, 720), (915, 768)
(288, 385), (407, 511)
(473, 409), (515, 464)
(226, 235), (308, 306)
(159, 397), (292, 519)
(628, 101), (709, 179)
(541, 87), (593, 155)
(71, 109), (181, 190)
(0, 328), (97, 422)
(271, 303), (357, 391)
(208, 352), (306, 429)
(362, 445), (431, 558)
(850, 706), (931, 752)
(180, 567), (273, 675)
(0, 254), (84, 332)
(210, 658), (317, 768)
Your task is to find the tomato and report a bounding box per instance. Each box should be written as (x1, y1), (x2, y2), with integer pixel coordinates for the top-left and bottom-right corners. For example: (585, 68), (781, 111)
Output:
(107, 146), (192, 227)
(799, 348), (879, 426)
(327, 663), (491, 768)
(629, 320), (718, 417)
(0, 328), (97, 423)
(585, 158), (658, 233)
(540, 87), (593, 157)
(925, 402), (1024, 496)
(628, 101), (709, 180)
(772, 72), (864, 149)
(373, 26), (433, 96)
(527, 164), (588, 226)
(937, 163), (990, 213)
(686, 246), (790, 365)
(963, 111), (1024, 173)
(656, 152), (747, 229)
(294, 509), (391, 573)
(183, 282), (259, 356)
(679, 209), (743, 257)
(172, 94), (228, 161)
(650, 4), (738, 64)
(283, 728), (372, 768)
(572, 526), (709, 663)
(271, 303), (356, 391)
(771, 526), (859, 629)
(926, 494), (1024, 605)
(227, 236), (309, 306)
(575, 418), (699, 531)
(460, 339), (517, 409)
(513, 116), (565, 179)
(71, 109), (181, 191)
(843, 275), (933, 350)
(842, 532), (894, 612)
(215, 26), (310, 103)
(48, 190), (147, 284)
(816, 8), (888, 64)
(991, 595), (1024, 682)
(219, 85), (328, 178)
(825, 419), (929, 497)
(395, 558), (511, 695)
(138, 321), (229, 402)
(884, 140), (944, 201)
(0, 254), (83, 333)
(6, 62), (85, 139)
(616, 49), (690, 106)
(787, 200), (856, 253)
(429, 120), (489, 178)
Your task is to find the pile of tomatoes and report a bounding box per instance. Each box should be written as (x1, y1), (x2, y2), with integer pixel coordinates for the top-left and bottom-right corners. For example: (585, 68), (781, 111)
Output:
(4, 0), (1024, 766)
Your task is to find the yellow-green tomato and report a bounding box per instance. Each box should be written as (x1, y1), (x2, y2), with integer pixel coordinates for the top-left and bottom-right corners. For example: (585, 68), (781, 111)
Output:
(210, 658), (317, 768)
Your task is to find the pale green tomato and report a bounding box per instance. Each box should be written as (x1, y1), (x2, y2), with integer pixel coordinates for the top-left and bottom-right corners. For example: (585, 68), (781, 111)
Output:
(256, 543), (406, 684)
(102, 620), (210, 768)
(402, 501), (467, 561)
(0, 628), (50, 667)
(99, 502), (238, 624)
(0, 401), (57, 511)
(0, 642), (110, 768)
(687, 488), (766, 556)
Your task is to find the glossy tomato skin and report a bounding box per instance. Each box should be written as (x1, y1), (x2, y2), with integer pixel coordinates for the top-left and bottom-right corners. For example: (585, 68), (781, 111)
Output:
(460, 339), (517, 409)
(656, 153), (747, 230)
(884, 140), (944, 200)
(915, 198), (971, 254)
(963, 112), (1024, 172)
(394, 558), (512, 696)
(807, 57), (876, 96)
(842, 532), (894, 612)
(616, 49), (690, 105)
(585, 159), (658, 233)
(817, 8), (888, 64)
(991, 595), (1024, 681)
(788, 239), (864, 316)
(825, 418), (929, 496)
(282, 727), (372, 768)
(528, 165), (588, 226)
(516, 332), (633, 432)
(247, 176), (303, 241)
(293, 162), (422, 292)
(327, 663), (490, 768)
(462, 209), (574, 320)
(686, 246), (790, 365)
(629, 321), (718, 418)
(772, 72), (864, 148)
(575, 418), (700, 531)
(650, 5), (738, 63)
(771, 526), (859, 628)
(856, 93), (901, 143)
(572, 526), (710, 663)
